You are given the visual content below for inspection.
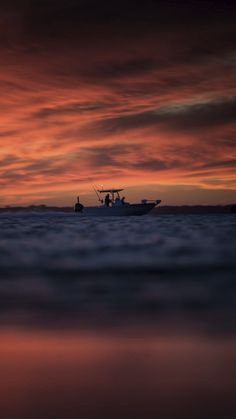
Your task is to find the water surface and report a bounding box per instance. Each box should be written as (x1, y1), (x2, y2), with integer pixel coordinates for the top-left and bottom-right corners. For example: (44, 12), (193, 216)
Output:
(0, 213), (235, 418)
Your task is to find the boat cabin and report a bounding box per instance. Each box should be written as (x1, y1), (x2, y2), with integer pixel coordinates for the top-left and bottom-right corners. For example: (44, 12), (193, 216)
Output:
(97, 189), (126, 206)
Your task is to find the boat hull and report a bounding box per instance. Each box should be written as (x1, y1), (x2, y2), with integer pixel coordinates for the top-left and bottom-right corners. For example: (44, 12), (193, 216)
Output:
(76, 203), (157, 217)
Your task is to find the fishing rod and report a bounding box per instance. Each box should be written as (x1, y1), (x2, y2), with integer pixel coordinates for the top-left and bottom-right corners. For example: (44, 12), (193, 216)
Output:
(92, 185), (102, 203)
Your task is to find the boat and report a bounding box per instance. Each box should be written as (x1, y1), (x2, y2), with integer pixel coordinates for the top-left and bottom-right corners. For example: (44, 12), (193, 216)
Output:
(74, 188), (161, 216)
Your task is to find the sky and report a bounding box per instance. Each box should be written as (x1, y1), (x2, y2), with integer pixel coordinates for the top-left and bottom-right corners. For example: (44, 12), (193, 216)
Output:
(0, 0), (236, 206)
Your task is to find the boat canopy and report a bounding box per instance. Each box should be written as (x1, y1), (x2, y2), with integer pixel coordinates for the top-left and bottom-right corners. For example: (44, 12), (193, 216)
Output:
(97, 189), (124, 193)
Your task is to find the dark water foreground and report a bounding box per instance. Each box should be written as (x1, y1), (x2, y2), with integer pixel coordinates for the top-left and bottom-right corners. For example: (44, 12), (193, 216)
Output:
(0, 213), (236, 419)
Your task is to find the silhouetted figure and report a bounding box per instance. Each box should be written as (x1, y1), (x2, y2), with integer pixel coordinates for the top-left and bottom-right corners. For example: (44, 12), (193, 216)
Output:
(121, 196), (126, 205)
(74, 196), (84, 212)
(105, 193), (111, 207)
(115, 197), (121, 206)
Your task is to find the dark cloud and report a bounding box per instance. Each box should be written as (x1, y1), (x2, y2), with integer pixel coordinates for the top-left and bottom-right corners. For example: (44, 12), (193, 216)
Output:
(83, 144), (173, 172)
(0, 130), (19, 138)
(131, 158), (168, 171)
(2, 1), (236, 55)
(166, 98), (236, 132)
(1, 0), (236, 203)
(9, 1), (236, 36)
(84, 58), (158, 81)
(199, 158), (236, 170)
(1, 0), (235, 96)
(0, 80), (31, 92)
(34, 102), (112, 119)
(0, 170), (27, 183)
(0, 155), (70, 185)
(82, 144), (137, 167)
(84, 97), (236, 135)
(0, 154), (20, 166)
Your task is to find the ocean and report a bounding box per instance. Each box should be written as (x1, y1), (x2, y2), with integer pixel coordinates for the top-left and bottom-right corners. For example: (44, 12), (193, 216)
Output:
(0, 213), (236, 418)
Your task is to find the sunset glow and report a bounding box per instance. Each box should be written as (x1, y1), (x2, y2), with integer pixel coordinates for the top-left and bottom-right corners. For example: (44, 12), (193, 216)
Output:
(1, 1), (236, 206)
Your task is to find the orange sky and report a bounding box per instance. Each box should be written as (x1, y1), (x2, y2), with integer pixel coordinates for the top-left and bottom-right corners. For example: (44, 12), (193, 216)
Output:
(0, 1), (236, 206)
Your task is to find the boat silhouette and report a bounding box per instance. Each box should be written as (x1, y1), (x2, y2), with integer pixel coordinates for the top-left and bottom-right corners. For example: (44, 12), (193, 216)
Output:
(75, 188), (161, 216)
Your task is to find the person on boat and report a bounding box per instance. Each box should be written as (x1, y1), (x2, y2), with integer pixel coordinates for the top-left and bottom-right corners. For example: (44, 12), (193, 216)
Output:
(115, 197), (122, 206)
(121, 196), (129, 206)
(74, 196), (84, 212)
(105, 193), (111, 207)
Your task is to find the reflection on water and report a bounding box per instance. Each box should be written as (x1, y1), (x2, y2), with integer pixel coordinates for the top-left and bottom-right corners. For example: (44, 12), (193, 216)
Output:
(0, 213), (236, 418)
(0, 329), (235, 419)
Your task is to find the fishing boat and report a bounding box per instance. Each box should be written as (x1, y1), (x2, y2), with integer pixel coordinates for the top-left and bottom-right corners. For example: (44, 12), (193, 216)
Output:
(74, 188), (161, 216)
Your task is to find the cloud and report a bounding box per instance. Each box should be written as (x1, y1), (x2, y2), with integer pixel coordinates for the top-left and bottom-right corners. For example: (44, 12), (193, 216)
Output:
(198, 158), (236, 171)
(0, 154), (21, 167)
(83, 58), (158, 82)
(81, 144), (179, 173)
(0, 1), (236, 205)
(83, 97), (236, 136)
(34, 102), (114, 119)
(0, 130), (19, 138)
(130, 158), (168, 171)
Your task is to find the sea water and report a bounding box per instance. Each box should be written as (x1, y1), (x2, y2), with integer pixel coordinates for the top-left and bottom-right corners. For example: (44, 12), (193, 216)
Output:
(0, 213), (236, 418)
